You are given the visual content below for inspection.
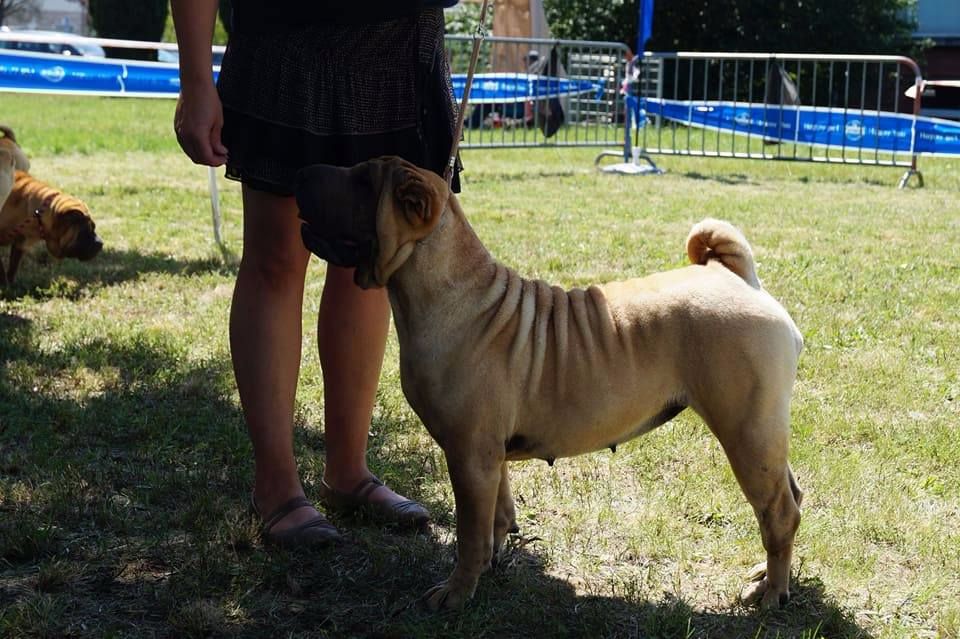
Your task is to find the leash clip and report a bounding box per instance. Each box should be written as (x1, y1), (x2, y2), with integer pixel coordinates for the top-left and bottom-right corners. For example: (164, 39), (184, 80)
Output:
(473, 22), (488, 42)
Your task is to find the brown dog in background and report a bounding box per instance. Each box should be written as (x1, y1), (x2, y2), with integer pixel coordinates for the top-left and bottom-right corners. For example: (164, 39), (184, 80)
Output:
(0, 170), (102, 285)
(1, 125), (31, 210)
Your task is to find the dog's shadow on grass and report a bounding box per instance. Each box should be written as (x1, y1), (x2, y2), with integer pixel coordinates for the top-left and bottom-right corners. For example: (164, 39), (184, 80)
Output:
(243, 522), (870, 639)
(236, 416), (870, 639)
(0, 246), (238, 301)
(0, 315), (870, 639)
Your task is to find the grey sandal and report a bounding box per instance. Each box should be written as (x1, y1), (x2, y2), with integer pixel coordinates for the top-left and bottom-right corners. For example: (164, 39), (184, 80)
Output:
(319, 475), (430, 529)
(253, 494), (342, 548)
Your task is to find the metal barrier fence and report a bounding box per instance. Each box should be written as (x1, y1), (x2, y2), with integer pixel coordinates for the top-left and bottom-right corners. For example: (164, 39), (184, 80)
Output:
(2, 30), (938, 208)
(443, 39), (935, 187)
(444, 35), (630, 149)
(612, 52), (927, 187)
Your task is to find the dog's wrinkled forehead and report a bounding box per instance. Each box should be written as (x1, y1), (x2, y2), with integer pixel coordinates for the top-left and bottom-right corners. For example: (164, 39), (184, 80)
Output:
(295, 157), (425, 267)
(296, 162), (379, 235)
(294, 161), (379, 267)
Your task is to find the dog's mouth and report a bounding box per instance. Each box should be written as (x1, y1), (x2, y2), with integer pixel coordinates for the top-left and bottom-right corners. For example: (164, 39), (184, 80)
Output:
(48, 212), (103, 261)
(299, 224), (376, 271)
(295, 163), (379, 272)
(72, 235), (103, 261)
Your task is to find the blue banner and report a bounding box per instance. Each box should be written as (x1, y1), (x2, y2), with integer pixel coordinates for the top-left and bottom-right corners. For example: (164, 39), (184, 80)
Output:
(637, 0), (654, 53)
(0, 49), (215, 97)
(641, 98), (960, 157)
(0, 52), (602, 107)
(451, 72), (603, 104)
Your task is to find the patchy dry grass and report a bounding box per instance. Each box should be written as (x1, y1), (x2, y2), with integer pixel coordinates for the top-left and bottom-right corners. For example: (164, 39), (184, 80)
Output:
(1, 94), (958, 638)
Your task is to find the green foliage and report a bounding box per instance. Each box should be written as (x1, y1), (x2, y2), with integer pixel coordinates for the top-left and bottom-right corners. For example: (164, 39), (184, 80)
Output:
(162, 2), (231, 45)
(218, 0), (232, 36)
(445, 1), (487, 35)
(543, 0), (637, 48)
(544, 0), (919, 55)
(89, 0), (168, 59)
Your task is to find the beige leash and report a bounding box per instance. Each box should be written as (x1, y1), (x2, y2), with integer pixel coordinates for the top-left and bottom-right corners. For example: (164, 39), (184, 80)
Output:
(444, 0), (491, 188)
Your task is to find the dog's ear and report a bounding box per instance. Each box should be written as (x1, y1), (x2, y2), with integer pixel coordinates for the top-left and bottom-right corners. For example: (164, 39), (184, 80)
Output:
(393, 165), (445, 228)
(365, 160), (448, 288)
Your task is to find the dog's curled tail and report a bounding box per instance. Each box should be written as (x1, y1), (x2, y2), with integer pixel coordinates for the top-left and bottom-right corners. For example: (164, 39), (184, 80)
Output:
(686, 218), (761, 289)
(0, 125), (16, 142)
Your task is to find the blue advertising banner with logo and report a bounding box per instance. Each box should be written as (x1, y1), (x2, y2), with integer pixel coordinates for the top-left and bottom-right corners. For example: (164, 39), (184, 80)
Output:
(641, 98), (960, 157)
(0, 49), (212, 97)
(451, 72), (603, 104)
(0, 52), (603, 106)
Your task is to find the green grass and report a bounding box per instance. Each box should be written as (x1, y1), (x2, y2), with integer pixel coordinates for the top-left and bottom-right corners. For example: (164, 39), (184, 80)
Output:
(1, 94), (959, 638)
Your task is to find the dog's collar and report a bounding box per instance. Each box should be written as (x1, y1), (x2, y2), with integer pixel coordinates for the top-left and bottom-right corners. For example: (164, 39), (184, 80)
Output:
(31, 206), (47, 240)
(32, 193), (56, 240)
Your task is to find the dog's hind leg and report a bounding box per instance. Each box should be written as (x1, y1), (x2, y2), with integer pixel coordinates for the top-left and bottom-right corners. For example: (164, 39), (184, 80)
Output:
(492, 462), (518, 564)
(701, 394), (802, 610)
(424, 436), (504, 610)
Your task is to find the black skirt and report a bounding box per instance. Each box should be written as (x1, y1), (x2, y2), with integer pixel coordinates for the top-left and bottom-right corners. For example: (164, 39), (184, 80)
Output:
(217, 8), (460, 196)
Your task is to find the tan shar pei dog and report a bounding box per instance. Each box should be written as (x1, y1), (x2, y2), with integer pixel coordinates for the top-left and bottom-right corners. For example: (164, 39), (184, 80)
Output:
(295, 157), (804, 611)
(0, 170), (102, 284)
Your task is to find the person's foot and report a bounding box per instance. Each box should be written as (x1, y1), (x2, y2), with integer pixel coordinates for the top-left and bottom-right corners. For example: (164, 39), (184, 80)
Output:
(252, 493), (341, 547)
(319, 473), (430, 529)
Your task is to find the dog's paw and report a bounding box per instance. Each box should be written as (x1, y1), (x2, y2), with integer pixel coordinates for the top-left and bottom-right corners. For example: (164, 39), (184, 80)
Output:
(423, 580), (475, 611)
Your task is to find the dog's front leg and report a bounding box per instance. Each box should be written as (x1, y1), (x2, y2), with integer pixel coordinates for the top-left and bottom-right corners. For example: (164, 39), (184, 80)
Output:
(424, 438), (503, 610)
(492, 462), (518, 564)
(6, 245), (23, 284)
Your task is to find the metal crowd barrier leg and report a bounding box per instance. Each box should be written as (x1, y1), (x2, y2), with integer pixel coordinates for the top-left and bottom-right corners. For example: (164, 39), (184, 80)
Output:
(898, 168), (924, 189)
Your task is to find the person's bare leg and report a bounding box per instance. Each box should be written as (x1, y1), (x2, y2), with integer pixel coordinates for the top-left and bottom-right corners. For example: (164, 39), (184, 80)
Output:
(318, 266), (415, 507)
(232, 185), (325, 531)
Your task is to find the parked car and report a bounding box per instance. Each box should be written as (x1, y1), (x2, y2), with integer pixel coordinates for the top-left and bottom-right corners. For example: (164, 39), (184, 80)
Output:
(0, 28), (106, 58)
(156, 48), (224, 66)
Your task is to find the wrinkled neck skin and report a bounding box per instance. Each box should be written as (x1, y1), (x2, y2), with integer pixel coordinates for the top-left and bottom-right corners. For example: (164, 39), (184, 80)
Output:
(387, 195), (497, 350)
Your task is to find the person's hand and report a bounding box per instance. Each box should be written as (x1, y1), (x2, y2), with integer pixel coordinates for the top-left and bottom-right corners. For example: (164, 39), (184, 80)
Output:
(174, 80), (228, 166)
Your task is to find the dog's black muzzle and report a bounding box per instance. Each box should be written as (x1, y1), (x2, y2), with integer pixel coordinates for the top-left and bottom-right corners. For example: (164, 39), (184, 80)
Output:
(299, 222), (373, 269)
(295, 163), (378, 269)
